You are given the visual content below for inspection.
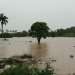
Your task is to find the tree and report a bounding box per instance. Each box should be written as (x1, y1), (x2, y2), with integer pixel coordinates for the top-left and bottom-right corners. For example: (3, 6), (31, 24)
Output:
(30, 22), (49, 44)
(0, 13), (8, 38)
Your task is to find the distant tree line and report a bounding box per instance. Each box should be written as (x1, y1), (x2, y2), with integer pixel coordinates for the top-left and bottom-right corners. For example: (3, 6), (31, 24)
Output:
(0, 30), (28, 38)
(0, 26), (75, 38)
(48, 26), (75, 37)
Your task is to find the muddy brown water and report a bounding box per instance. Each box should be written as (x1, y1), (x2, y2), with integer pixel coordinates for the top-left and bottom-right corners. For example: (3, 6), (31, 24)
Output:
(0, 37), (75, 75)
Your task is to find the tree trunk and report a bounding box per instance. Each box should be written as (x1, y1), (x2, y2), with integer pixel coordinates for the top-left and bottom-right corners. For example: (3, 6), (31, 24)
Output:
(37, 37), (41, 45)
(1, 24), (4, 38)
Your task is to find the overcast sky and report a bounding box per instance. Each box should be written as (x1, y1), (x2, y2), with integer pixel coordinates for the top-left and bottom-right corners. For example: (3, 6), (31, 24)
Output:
(0, 0), (75, 31)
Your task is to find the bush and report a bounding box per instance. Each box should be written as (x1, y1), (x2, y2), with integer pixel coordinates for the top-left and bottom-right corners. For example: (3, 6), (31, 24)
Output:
(0, 63), (54, 75)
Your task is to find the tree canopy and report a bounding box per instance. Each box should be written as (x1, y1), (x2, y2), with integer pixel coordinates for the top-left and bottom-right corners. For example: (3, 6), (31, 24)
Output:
(30, 22), (49, 44)
(0, 13), (8, 38)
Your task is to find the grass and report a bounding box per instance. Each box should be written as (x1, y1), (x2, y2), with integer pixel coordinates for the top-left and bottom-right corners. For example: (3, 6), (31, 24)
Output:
(0, 62), (54, 75)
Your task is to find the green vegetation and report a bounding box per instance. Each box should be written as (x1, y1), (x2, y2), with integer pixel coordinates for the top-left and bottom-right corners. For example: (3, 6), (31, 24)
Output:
(29, 22), (49, 44)
(0, 13), (8, 38)
(49, 26), (75, 37)
(9, 31), (28, 37)
(0, 54), (54, 75)
(0, 63), (54, 75)
(0, 30), (28, 38)
(0, 26), (75, 38)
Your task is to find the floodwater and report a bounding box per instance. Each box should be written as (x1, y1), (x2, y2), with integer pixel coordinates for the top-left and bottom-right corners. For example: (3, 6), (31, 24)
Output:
(0, 37), (75, 75)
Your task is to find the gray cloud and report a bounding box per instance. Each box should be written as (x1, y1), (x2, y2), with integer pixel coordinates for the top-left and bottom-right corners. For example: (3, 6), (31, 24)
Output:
(0, 0), (75, 31)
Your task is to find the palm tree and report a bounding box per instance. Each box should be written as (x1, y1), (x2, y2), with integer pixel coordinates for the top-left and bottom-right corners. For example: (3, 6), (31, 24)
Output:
(0, 13), (8, 38)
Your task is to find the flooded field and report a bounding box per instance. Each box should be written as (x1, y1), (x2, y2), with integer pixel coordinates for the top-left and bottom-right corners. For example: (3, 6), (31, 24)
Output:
(0, 37), (75, 75)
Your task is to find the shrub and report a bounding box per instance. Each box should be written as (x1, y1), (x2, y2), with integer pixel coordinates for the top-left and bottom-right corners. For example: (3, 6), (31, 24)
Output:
(0, 63), (54, 75)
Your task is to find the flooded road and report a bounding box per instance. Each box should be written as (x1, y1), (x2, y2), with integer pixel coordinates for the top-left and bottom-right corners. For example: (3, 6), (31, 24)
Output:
(0, 37), (75, 75)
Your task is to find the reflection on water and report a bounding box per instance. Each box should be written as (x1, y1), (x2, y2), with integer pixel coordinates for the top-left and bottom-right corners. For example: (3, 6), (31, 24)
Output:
(0, 37), (75, 75)
(31, 43), (48, 61)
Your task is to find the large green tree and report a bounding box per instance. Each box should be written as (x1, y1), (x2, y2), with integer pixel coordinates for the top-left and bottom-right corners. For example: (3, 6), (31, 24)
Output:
(0, 13), (8, 38)
(30, 22), (49, 44)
